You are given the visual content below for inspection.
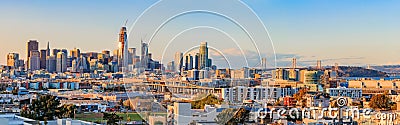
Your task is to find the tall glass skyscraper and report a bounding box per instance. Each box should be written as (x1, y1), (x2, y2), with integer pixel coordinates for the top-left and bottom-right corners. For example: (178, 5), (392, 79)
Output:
(199, 42), (208, 69)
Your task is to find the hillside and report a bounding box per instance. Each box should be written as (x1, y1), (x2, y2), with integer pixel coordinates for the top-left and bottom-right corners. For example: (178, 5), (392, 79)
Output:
(338, 66), (387, 77)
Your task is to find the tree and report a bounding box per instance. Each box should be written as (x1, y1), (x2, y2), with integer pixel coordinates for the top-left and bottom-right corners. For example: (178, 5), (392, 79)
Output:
(20, 95), (61, 120)
(215, 108), (236, 125)
(215, 108), (250, 125)
(293, 89), (307, 107)
(123, 99), (132, 110)
(191, 94), (222, 109)
(56, 104), (76, 118)
(232, 108), (250, 124)
(103, 112), (122, 125)
(369, 93), (391, 110)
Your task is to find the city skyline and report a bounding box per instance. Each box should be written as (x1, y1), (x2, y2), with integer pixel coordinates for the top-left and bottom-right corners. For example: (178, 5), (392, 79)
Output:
(1, 0), (400, 67)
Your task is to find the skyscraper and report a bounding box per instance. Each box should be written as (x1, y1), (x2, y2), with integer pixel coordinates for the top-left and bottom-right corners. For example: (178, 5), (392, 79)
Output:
(185, 54), (193, 70)
(46, 56), (56, 73)
(70, 48), (81, 59)
(29, 50), (40, 71)
(40, 49), (47, 69)
(52, 49), (61, 56)
(7, 53), (19, 68)
(56, 52), (67, 73)
(141, 42), (149, 69)
(174, 52), (183, 72)
(118, 26), (128, 70)
(194, 53), (199, 70)
(128, 48), (136, 65)
(199, 42), (209, 69)
(46, 42), (50, 56)
(26, 40), (38, 69)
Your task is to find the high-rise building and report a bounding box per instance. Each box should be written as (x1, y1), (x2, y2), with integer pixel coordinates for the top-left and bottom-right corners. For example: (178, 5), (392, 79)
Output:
(199, 42), (209, 69)
(118, 26), (128, 70)
(46, 56), (56, 73)
(128, 48), (136, 65)
(70, 48), (81, 59)
(61, 49), (68, 57)
(52, 49), (61, 56)
(174, 52), (183, 72)
(29, 50), (40, 71)
(141, 42), (149, 69)
(167, 61), (175, 71)
(207, 59), (212, 68)
(56, 52), (67, 73)
(102, 50), (110, 58)
(185, 54), (193, 70)
(46, 42), (50, 56)
(26, 40), (39, 69)
(7, 53), (19, 68)
(194, 53), (199, 70)
(40, 49), (47, 69)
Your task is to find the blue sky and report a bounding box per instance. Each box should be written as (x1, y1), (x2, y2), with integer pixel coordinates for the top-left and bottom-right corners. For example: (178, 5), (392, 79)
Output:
(0, 0), (399, 68)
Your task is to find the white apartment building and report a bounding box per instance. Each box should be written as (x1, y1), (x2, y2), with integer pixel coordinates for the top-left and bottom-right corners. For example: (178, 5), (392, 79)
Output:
(169, 102), (228, 125)
(221, 86), (299, 103)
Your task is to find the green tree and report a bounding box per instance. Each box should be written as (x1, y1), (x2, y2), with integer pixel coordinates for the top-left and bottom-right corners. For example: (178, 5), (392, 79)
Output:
(56, 104), (76, 118)
(369, 93), (391, 110)
(20, 95), (61, 120)
(191, 94), (222, 109)
(215, 108), (250, 125)
(103, 112), (122, 125)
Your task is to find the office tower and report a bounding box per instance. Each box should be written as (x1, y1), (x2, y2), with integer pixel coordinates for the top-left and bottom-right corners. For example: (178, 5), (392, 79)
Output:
(56, 52), (67, 73)
(70, 48), (81, 59)
(71, 59), (77, 72)
(189, 54), (193, 70)
(317, 60), (322, 70)
(128, 48), (136, 65)
(18, 60), (24, 69)
(39, 49), (47, 69)
(133, 56), (140, 68)
(118, 26), (128, 69)
(207, 59), (212, 68)
(7, 53), (19, 68)
(46, 42), (50, 56)
(141, 42), (149, 69)
(67, 57), (73, 67)
(194, 53), (199, 70)
(29, 50), (40, 71)
(167, 61), (175, 71)
(52, 49), (61, 56)
(185, 54), (193, 70)
(199, 42), (209, 69)
(26, 40), (39, 69)
(61, 49), (68, 57)
(174, 52), (183, 72)
(102, 50), (110, 58)
(46, 56), (56, 73)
